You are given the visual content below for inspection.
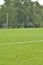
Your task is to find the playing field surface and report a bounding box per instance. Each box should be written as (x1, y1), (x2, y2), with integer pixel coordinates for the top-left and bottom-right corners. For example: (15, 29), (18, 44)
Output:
(0, 28), (43, 65)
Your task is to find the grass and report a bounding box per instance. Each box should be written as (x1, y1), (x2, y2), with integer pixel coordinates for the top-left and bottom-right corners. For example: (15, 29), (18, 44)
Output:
(0, 28), (43, 65)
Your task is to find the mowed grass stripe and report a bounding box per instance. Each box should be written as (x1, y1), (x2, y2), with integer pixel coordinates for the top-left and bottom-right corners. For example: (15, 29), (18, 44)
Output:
(0, 34), (43, 43)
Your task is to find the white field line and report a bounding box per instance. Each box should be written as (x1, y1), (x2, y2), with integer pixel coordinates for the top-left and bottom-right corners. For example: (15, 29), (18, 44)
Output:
(0, 40), (43, 46)
(9, 34), (43, 36)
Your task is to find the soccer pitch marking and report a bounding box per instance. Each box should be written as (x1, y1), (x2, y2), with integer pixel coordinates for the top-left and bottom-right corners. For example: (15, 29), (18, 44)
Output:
(0, 40), (43, 46)
(9, 34), (43, 36)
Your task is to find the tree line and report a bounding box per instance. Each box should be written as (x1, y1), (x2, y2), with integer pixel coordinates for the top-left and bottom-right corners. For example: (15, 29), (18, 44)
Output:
(0, 0), (43, 28)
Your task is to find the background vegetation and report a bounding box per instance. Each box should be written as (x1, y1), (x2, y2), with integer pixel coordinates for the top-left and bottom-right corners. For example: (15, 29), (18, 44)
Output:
(0, 0), (43, 28)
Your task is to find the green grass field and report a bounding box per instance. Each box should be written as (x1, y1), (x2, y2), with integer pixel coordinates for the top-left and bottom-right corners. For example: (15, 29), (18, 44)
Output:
(0, 28), (43, 65)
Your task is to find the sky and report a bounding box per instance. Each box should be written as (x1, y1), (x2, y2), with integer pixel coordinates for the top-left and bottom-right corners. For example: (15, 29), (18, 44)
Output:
(32, 0), (43, 6)
(0, 0), (43, 6)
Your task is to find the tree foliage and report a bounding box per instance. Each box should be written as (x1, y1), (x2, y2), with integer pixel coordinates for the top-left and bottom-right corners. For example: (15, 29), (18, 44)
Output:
(0, 0), (43, 28)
